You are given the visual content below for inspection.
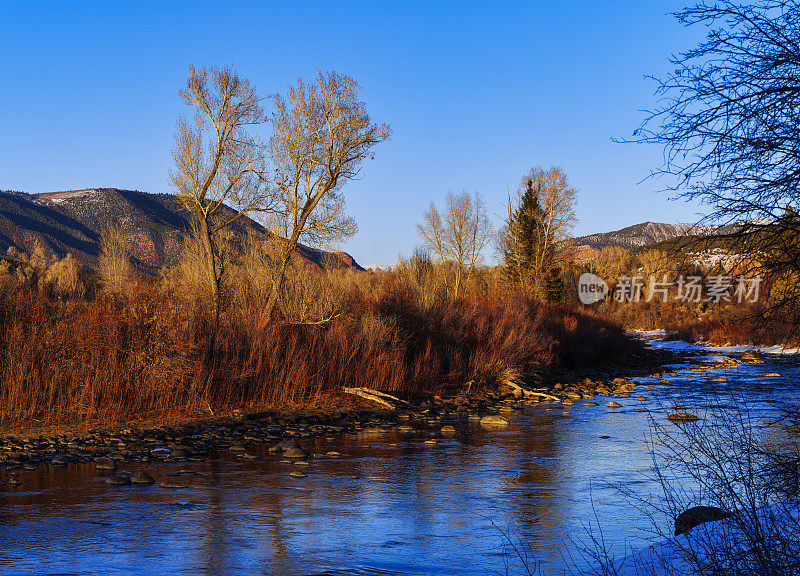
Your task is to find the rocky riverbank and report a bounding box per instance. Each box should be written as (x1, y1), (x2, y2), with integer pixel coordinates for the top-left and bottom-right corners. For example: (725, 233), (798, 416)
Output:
(0, 343), (696, 489)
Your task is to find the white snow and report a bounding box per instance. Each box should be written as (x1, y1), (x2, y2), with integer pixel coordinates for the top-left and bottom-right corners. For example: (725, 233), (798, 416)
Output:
(638, 336), (800, 355)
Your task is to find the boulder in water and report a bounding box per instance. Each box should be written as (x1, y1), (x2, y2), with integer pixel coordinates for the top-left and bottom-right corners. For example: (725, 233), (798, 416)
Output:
(675, 505), (732, 535)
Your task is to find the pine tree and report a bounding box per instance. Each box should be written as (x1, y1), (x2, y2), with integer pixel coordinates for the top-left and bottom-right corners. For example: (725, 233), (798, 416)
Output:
(502, 178), (554, 296)
(543, 265), (564, 302)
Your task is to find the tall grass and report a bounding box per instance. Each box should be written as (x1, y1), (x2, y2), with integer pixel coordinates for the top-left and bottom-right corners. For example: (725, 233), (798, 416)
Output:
(0, 242), (635, 427)
(596, 300), (798, 347)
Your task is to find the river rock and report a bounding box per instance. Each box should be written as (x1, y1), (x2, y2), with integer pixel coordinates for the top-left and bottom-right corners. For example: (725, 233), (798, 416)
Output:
(741, 349), (760, 361)
(51, 455), (68, 466)
(675, 505), (732, 535)
(130, 471), (155, 485)
(480, 415), (510, 427)
(105, 475), (131, 486)
(94, 457), (117, 471)
(289, 471), (308, 478)
(159, 480), (187, 489)
(607, 401), (623, 408)
(283, 447), (308, 459)
(440, 425), (456, 435)
(269, 439), (300, 452)
(668, 412), (700, 422)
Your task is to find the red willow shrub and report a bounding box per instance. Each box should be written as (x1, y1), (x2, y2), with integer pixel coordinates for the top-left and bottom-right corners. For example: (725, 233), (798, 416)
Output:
(0, 276), (634, 427)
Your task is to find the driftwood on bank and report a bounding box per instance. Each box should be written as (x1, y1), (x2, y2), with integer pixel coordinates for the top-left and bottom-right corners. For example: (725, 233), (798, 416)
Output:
(342, 387), (408, 409)
(504, 380), (560, 402)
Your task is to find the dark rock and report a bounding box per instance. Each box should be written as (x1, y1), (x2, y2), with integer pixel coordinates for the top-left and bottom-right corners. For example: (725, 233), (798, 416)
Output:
(269, 439), (300, 452)
(130, 471), (155, 485)
(105, 475), (131, 486)
(675, 505), (732, 536)
(94, 457), (117, 471)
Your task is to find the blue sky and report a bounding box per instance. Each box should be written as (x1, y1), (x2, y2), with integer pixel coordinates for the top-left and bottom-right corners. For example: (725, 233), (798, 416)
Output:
(0, 0), (704, 265)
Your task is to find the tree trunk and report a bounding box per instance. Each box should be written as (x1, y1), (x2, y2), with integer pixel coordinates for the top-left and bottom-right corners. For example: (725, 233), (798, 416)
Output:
(263, 230), (302, 323)
(198, 215), (220, 324)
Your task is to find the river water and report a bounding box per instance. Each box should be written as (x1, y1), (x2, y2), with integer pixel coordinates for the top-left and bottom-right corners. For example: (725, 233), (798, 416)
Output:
(1, 342), (798, 576)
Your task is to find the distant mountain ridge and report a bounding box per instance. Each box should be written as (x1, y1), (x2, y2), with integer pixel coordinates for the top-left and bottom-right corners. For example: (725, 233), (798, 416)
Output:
(574, 221), (735, 251)
(0, 188), (362, 272)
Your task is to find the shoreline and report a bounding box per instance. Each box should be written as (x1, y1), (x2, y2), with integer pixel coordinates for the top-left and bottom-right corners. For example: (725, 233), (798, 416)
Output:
(0, 342), (687, 474)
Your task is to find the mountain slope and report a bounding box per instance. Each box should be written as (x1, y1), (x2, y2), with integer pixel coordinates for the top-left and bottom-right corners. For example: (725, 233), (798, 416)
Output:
(574, 221), (728, 251)
(0, 188), (362, 272)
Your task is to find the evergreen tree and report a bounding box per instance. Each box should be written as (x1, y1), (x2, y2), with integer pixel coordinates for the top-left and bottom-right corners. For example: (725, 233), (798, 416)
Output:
(543, 265), (564, 303)
(502, 178), (554, 296)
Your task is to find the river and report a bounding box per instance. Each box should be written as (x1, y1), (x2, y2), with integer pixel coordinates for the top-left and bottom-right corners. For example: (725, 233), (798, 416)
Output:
(1, 340), (798, 575)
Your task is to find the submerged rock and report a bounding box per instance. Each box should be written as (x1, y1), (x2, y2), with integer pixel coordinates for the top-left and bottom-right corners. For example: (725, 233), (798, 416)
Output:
(105, 475), (131, 486)
(668, 412), (700, 422)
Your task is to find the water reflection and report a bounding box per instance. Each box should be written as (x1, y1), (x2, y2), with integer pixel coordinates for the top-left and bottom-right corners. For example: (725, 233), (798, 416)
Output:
(1, 352), (798, 575)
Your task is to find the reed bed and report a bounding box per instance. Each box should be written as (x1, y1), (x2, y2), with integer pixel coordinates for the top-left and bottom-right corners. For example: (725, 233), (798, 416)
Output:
(0, 251), (634, 427)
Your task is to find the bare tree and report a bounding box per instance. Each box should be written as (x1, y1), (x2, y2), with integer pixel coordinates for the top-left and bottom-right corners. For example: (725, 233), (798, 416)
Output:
(98, 223), (131, 297)
(630, 0), (800, 325)
(263, 70), (391, 321)
(417, 190), (493, 297)
(170, 65), (273, 319)
(500, 166), (577, 298)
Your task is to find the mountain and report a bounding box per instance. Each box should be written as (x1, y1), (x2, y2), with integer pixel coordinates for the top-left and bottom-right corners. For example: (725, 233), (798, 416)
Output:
(0, 188), (362, 273)
(573, 221), (730, 251)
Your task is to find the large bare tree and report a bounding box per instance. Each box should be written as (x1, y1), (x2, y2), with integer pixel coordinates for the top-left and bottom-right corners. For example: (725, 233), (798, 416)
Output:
(263, 70), (391, 321)
(417, 190), (493, 297)
(170, 65), (272, 318)
(631, 0), (800, 323)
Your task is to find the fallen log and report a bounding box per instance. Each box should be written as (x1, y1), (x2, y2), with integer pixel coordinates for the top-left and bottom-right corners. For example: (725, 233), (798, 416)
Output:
(342, 387), (407, 409)
(505, 380), (560, 402)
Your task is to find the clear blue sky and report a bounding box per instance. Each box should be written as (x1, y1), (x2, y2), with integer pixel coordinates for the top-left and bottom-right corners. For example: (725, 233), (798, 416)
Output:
(0, 0), (704, 266)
